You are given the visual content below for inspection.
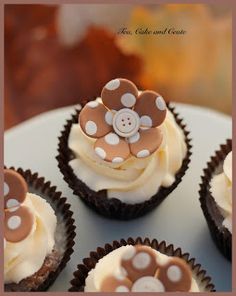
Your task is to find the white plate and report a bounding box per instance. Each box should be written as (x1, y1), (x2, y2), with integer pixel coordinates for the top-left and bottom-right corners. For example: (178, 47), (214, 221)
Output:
(4, 103), (232, 291)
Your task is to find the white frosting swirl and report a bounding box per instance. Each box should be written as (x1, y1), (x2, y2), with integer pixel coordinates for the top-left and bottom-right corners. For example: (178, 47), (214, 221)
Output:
(68, 107), (187, 204)
(210, 151), (232, 233)
(4, 193), (57, 284)
(84, 245), (200, 292)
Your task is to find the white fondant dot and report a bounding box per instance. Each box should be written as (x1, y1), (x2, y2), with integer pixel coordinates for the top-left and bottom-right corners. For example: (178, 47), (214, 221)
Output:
(4, 182), (9, 196)
(85, 121), (97, 136)
(121, 267), (128, 277)
(86, 101), (99, 108)
(121, 93), (136, 108)
(114, 272), (126, 281)
(140, 115), (152, 127)
(128, 132), (140, 144)
(155, 96), (166, 111)
(156, 255), (171, 266)
(132, 276), (165, 292)
(116, 286), (130, 292)
(132, 252), (151, 270)
(6, 199), (20, 209)
(167, 265), (182, 282)
(105, 133), (120, 145)
(112, 157), (124, 163)
(122, 246), (136, 261)
(137, 150), (150, 158)
(95, 147), (106, 160)
(7, 216), (21, 230)
(105, 111), (113, 126)
(105, 79), (120, 91)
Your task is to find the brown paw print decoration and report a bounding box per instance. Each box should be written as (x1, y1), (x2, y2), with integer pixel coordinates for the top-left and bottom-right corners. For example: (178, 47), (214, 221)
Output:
(4, 169), (34, 244)
(79, 78), (167, 163)
(100, 245), (192, 292)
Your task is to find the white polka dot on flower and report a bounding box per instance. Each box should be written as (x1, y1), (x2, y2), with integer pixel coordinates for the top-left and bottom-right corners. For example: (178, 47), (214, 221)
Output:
(6, 199), (20, 211)
(155, 96), (166, 111)
(122, 246), (136, 261)
(132, 252), (151, 269)
(140, 116), (152, 128)
(112, 157), (124, 163)
(7, 216), (21, 230)
(121, 267), (128, 277)
(116, 286), (130, 292)
(95, 147), (106, 160)
(137, 150), (150, 158)
(167, 265), (182, 282)
(121, 93), (136, 108)
(114, 272), (126, 281)
(105, 111), (114, 126)
(86, 101), (99, 108)
(105, 79), (120, 91)
(85, 121), (97, 136)
(4, 182), (9, 196)
(132, 276), (165, 292)
(105, 133), (120, 145)
(128, 132), (140, 144)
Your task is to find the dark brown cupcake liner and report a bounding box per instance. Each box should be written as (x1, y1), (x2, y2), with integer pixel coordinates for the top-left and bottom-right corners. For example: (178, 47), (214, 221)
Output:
(69, 237), (215, 292)
(57, 103), (192, 220)
(4, 167), (76, 292)
(199, 139), (232, 261)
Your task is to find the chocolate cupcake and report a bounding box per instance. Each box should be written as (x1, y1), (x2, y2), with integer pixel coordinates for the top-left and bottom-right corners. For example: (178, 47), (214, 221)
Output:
(69, 237), (215, 292)
(57, 78), (192, 220)
(4, 168), (76, 291)
(199, 139), (232, 260)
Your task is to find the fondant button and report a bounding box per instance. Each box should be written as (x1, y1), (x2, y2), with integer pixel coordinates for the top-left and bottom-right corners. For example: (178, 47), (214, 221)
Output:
(113, 108), (140, 137)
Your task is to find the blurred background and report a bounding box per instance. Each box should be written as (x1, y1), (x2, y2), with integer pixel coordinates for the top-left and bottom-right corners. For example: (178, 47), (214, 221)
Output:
(4, 4), (232, 130)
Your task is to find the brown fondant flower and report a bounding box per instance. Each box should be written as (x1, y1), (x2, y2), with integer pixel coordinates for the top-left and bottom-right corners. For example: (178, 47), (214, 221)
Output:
(100, 245), (192, 292)
(79, 78), (167, 163)
(4, 169), (34, 244)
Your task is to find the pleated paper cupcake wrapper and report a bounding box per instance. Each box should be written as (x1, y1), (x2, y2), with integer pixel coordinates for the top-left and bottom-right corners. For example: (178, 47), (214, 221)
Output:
(69, 237), (215, 292)
(199, 139), (232, 261)
(4, 167), (76, 292)
(57, 103), (192, 220)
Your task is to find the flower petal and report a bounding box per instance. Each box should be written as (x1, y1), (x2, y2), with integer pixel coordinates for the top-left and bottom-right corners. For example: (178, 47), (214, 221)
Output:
(101, 78), (138, 110)
(4, 205), (34, 243)
(157, 257), (192, 292)
(79, 101), (113, 138)
(129, 128), (163, 158)
(135, 91), (167, 128)
(100, 275), (132, 292)
(94, 132), (130, 163)
(4, 169), (28, 209)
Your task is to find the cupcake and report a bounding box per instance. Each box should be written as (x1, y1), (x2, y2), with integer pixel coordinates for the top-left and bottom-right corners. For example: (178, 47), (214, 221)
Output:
(69, 237), (215, 292)
(57, 78), (191, 219)
(199, 139), (232, 260)
(4, 168), (76, 291)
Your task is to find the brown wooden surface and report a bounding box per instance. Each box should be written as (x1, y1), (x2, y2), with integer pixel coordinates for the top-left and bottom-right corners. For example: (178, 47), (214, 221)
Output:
(4, 5), (142, 130)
